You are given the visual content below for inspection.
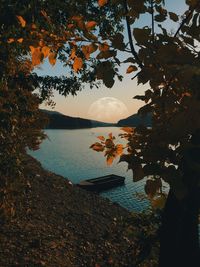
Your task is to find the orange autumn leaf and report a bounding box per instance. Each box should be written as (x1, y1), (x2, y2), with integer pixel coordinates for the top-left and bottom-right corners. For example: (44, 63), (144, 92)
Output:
(42, 46), (50, 58)
(70, 47), (77, 60)
(108, 132), (113, 139)
(88, 43), (98, 54)
(82, 45), (90, 60)
(7, 38), (15, 43)
(97, 136), (105, 141)
(121, 127), (134, 133)
(71, 16), (85, 30)
(71, 15), (83, 21)
(29, 46), (43, 66)
(151, 194), (166, 209)
(73, 57), (83, 72)
(126, 65), (138, 74)
(31, 23), (37, 29)
(107, 155), (114, 166)
(99, 42), (109, 52)
(86, 21), (97, 30)
(90, 142), (104, 152)
(98, 0), (108, 7)
(48, 52), (57, 66)
(116, 144), (123, 156)
(182, 92), (191, 97)
(16, 15), (26, 27)
(67, 23), (75, 29)
(17, 38), (23, 43)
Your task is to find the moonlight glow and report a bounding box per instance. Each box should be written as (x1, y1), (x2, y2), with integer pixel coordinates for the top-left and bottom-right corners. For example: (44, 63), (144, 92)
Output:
(88, 97), (129, 123)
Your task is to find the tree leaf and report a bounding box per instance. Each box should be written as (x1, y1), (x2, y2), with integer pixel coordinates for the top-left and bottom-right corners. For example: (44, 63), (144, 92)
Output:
(82, 45), (90, 59)
(88, 43), (98, 54)
(126, 65), (138, 73)
(48, 52), (57, 66)
(105, 139), (114, 148)
(111, 33), (125, 50)
(7, 38), (15, 43)
(82, 44), (97, 60)
(151, 194), (166, 209)
(71, 16), (85, 30)
(123, 57), (136, 64)
(29, 46), (43, 66)
(99, 42), (109, 51)
(133, 165), (145, 182)
(70, 47), (77, 60)
(121, 127), (134, 133)
(133, 28), (151, 44)
(16, 15), (26, 27)
(116, 144), (123, 156)
(107, 155), (114, 165)
(97, 136), (105, 141)
(145, 179), (162, 197)
(73, 57), (83, 72)
(96, 61), (115, 88)
(96, 50), (115, 59)
(17, 38), (23, 43)
(42, 46), (50, 58)
(109, 133), (113, 139)
(169, 12), (179, 22)
(86, 21), (97, 30)
(154, 14), (167, 22)
(90, 142), (104, 152)
(98, 0), (108, 7)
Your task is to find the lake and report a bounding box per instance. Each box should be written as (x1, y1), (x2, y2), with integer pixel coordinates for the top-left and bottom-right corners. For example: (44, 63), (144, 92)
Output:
(29, 127), (149, 211)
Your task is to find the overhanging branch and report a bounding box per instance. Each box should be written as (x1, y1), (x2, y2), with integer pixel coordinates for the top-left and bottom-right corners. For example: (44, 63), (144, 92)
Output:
(123, 0), (144, 69)
(174, 2), (200, 38)
(151, 0), (155, 43)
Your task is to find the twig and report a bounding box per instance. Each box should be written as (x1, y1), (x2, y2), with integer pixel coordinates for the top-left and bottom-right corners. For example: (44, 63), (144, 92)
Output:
(174, 2), (200, 38)
(151, 0), (155, 44)
(123, 0), (144, 69)
(131, 71), (141, 80)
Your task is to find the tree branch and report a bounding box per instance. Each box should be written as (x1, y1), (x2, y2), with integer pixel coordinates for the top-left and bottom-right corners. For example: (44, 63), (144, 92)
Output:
(151, 0), (155, 43)
(174, 2), (200, 38)
(123, 0), (144, 69)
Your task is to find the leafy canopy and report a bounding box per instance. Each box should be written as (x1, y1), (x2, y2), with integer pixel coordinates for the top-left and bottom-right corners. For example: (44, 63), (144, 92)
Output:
(2, 0), (200, 208)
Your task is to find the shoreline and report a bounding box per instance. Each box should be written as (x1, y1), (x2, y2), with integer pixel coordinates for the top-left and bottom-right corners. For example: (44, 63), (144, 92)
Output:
(0, 155), (159, 267)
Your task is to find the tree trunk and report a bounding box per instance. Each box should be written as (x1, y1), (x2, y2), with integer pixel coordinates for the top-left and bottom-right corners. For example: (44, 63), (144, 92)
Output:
(158, 187), (200, 267)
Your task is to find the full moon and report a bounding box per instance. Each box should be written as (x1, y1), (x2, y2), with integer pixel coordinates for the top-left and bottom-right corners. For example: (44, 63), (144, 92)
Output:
(88, 97), (129, 123)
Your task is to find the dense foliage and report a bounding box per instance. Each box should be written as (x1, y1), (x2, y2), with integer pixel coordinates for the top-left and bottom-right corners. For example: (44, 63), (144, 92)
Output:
(1, 0), (200, 266)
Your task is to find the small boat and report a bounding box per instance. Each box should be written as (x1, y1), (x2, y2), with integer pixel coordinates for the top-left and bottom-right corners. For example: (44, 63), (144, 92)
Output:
(77, 174), (125, 192)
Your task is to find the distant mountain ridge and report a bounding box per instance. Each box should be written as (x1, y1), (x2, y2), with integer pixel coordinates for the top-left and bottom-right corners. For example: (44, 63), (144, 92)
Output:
(41, 109), (115, 129)
(117, 113), (152, 127)
(41, 109), (151, 129)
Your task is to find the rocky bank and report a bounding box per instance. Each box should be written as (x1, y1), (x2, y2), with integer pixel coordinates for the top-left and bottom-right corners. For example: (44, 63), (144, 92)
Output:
(0, 155), (159, 267)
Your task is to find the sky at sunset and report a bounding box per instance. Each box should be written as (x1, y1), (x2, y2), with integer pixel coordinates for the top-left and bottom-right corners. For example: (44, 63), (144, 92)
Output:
(37, 0), (187, 123)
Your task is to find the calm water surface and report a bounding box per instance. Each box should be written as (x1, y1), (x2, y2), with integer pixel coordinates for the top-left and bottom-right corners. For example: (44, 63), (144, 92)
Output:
(29, 127), (149, 211)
